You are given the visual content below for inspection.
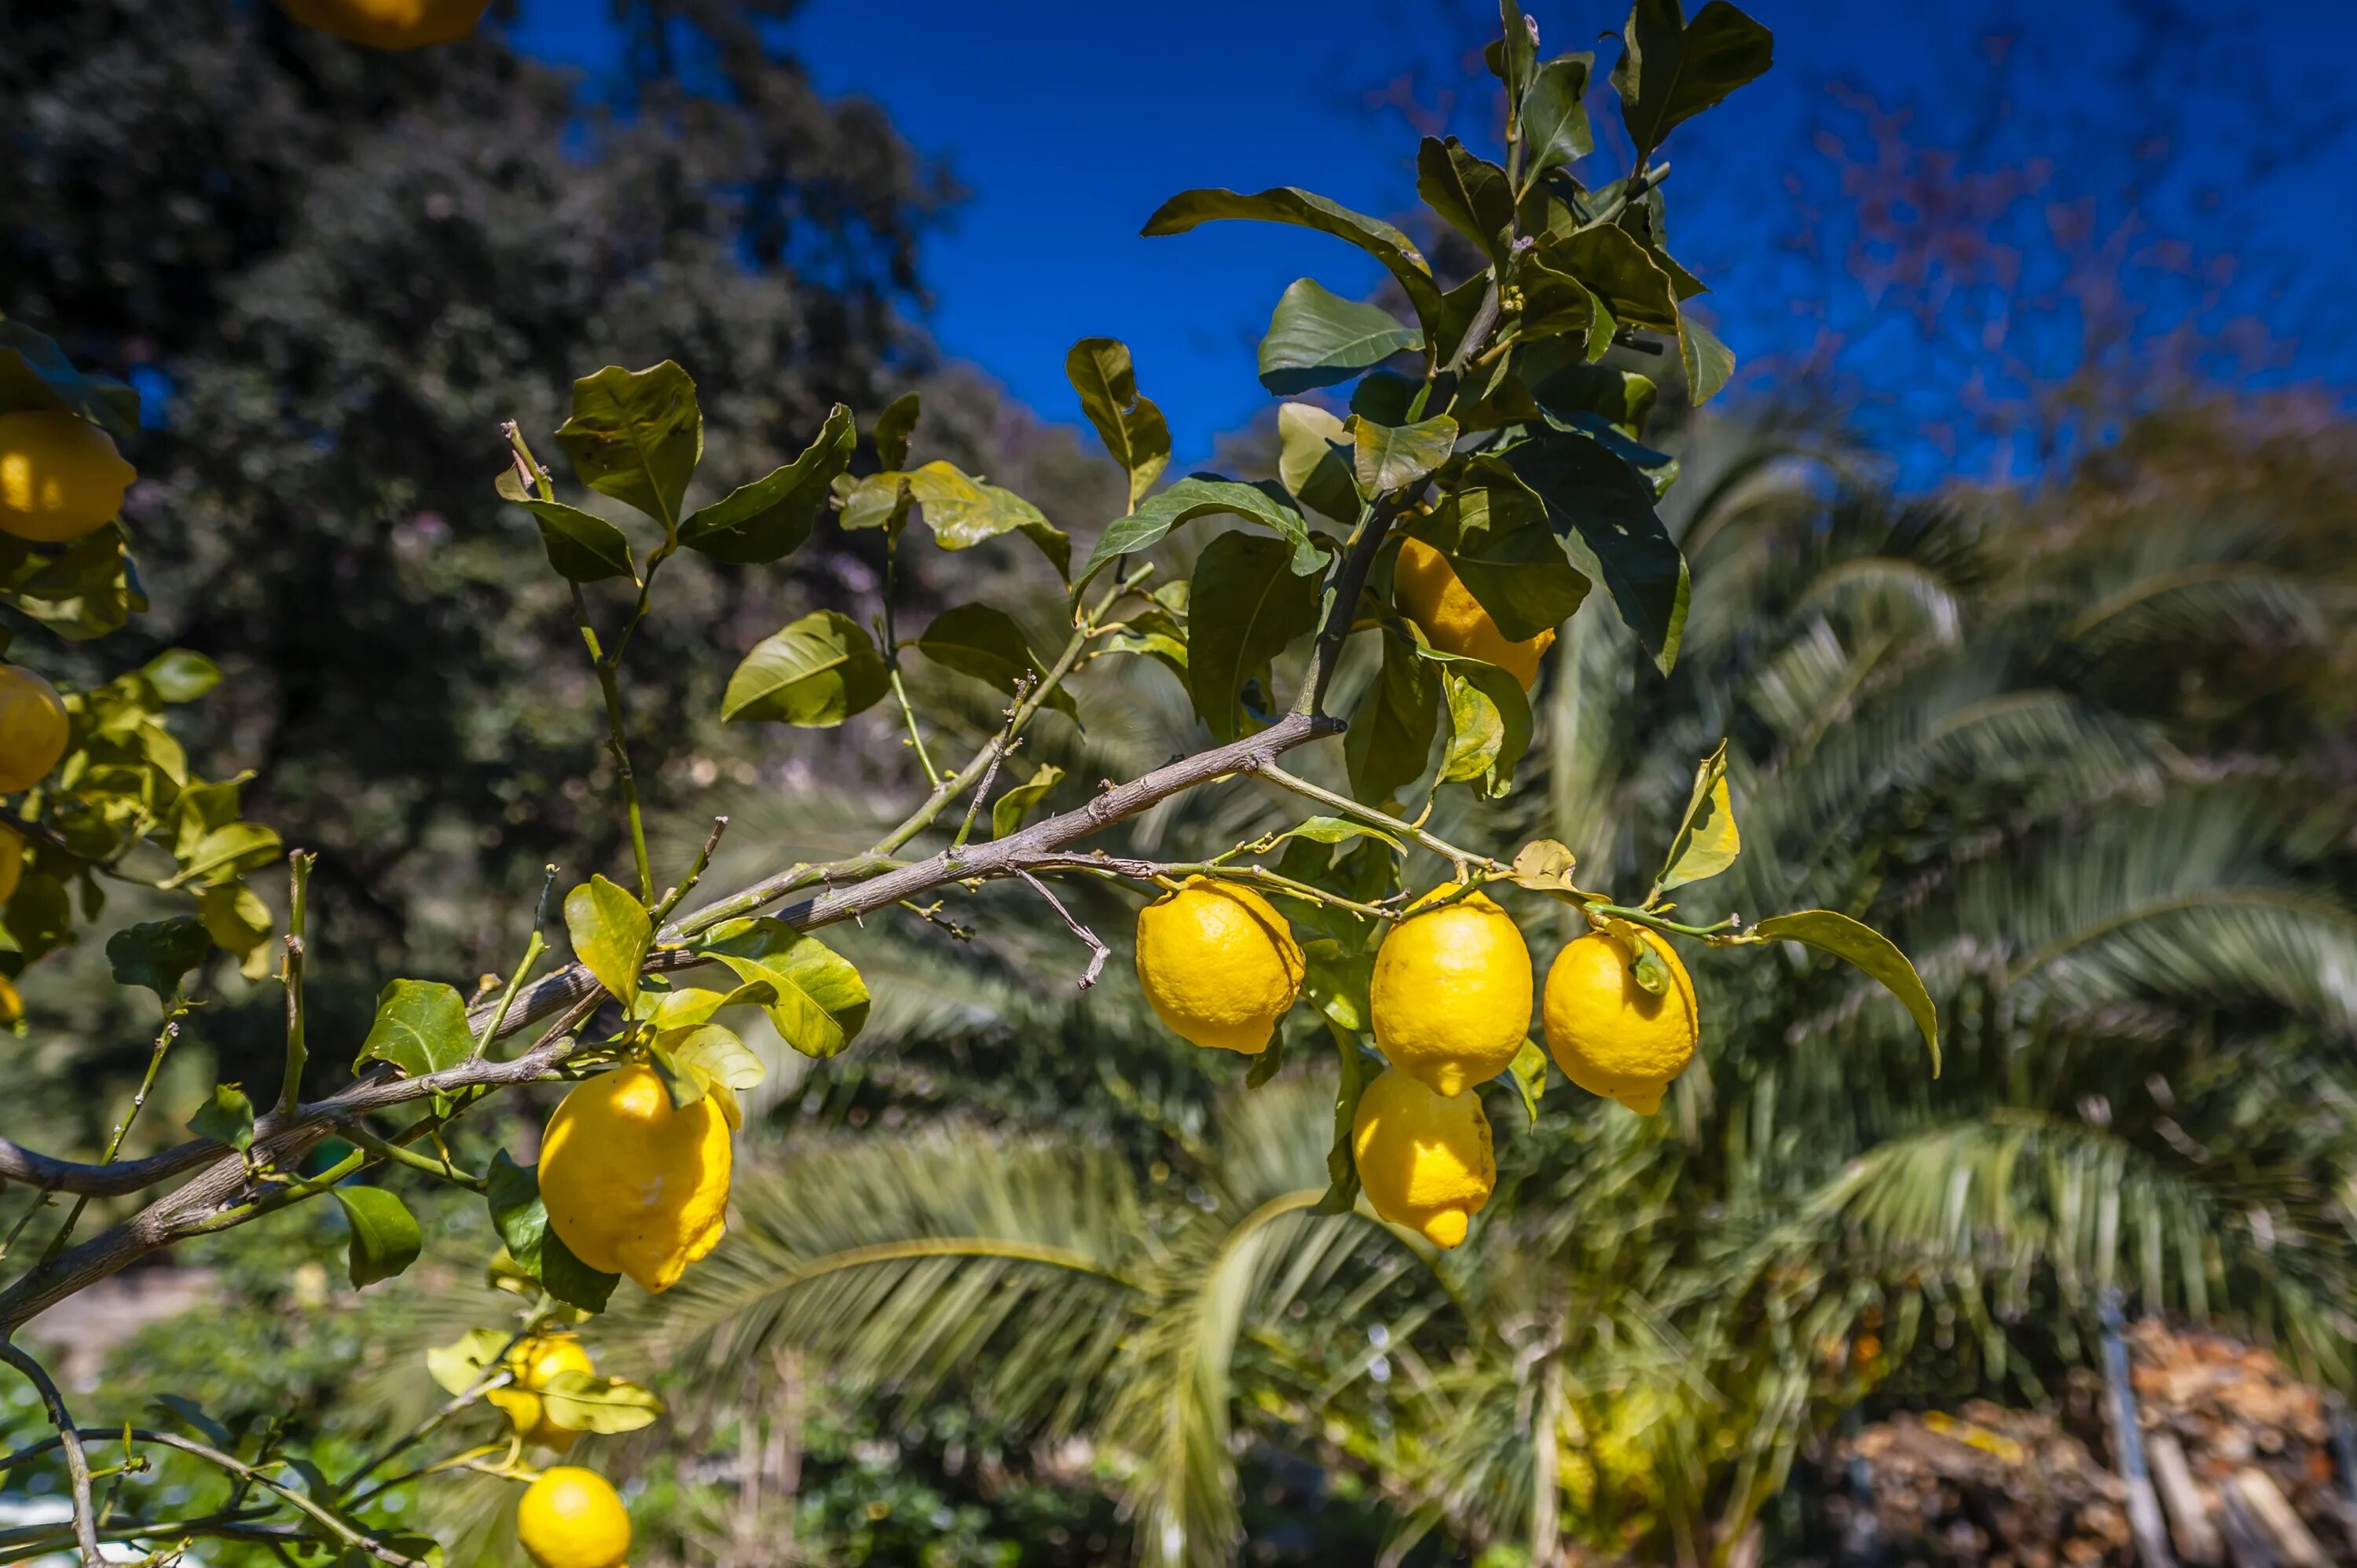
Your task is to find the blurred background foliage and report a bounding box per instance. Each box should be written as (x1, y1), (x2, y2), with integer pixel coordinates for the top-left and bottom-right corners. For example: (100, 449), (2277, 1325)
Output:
(3, 1), (2353, 1565)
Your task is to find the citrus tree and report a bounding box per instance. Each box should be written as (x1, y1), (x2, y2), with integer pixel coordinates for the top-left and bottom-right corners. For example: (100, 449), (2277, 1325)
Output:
(0, 2), (1944, 1564)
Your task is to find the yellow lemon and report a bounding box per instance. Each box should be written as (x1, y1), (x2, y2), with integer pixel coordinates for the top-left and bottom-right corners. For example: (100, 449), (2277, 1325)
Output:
(540, 1064), (731, 1295)
(1351, 1066), (1494, 1247)
(0, 974), (20, 1026)
(0, 667), (70, 794)
(0, 412), (134, 544)
(492, 1335), (598, 1453)
(1369, 886), (1531, 1097)
(278, 0), (492, 47)
(1134, 877), (1303, 1055)
(0, 827), (21, 906)
(1394, 536), (1555, 690)
(1541, 928), (1699, 1115)
(517, 1466), (631, 1568)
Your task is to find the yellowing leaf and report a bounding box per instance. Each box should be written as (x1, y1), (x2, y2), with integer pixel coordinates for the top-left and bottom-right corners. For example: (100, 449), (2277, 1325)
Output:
(565, 874), (651, 1007)
(1656, 740), (1739, 892)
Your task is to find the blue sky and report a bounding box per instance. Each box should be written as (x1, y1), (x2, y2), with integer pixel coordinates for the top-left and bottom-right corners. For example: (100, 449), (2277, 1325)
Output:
(514, 1), (2357, 474)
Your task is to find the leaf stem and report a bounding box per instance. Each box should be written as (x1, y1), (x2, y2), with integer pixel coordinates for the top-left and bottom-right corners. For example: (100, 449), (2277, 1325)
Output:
(1255, 764), (1506, 873)
(279, 850), (316, 1117)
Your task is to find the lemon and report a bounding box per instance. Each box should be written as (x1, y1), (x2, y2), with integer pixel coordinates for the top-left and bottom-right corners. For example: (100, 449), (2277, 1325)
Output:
(0, 974), (19, 1026)
(277, 0), (492, 47)
(0, 667), (70, 794)
(1541, 928), (1699, 1115)
(1351, 1067), (1494, 1247)
(517, 1466), (631, 1568)
(1394, 536), (1556, 690)
(490, 1335), (597, 1453)
(1134, 877), (1303, 1055)
(0, 412), (135, 545)
(0, 827), (20, 906)
(1369, 885), (1532, 1097)
(540, 1064), (731, 1295)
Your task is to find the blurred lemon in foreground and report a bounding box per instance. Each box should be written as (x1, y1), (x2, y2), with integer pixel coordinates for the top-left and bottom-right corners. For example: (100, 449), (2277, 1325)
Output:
(517, 1466), (630, 1568)
(0, 826), (21, 906)
(540, 1064), (731, 1294)
(1369, 885), (1532, 1097)
(1135, 876), (1303, 1055)
(492, 1335), (597, 1453)
(0, 666), (70, 794)
(1542, 927), (1699, 1115)
(279, 0), (491, 48)
(1351, 1067), (1494, 1247)
(0, 411), (134, 544)
(1394, 536), (1555, 689)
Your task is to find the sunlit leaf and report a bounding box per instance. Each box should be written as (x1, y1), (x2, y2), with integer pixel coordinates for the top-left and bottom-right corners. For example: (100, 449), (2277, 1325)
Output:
(1066, 339), (1171, 511)
(555, 361), (703, 526)
(1753, 910), (1940, 1073)
(565, 874), (651, 1007)
(356, 979), (473, 1078)
(1656, 740), (1739, 892)
(721, 609), (891, 727)
(678, 404), (854, 564)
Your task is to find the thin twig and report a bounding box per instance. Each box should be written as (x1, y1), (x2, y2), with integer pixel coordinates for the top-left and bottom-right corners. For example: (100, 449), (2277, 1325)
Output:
(1, 1345), (101, 1566)
(651, 818), (728, 926)
(280, 850), (316, 1117)
(472, 864), (558, 1058)
(1015, 871), (1110, 989)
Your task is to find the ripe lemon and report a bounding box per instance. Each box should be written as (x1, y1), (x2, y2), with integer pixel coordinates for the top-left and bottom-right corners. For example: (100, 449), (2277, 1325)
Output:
(0, 412), (135, 545)
(1351, 1066), (1494, 1247)
(1394, 536), (1555, 690)
(1134, 877), (1303, 1055)
(491, 1335), (597, 1453)
(0, 827), (21, 906)
(0, 667), (70, 794)
(1369, 885), (1531, 1097)
(0, 974), (19, 1026)
(517, 1466), (631, 1568)
(277, 0), (492, 47)
(540, 1064), (731, 1295)
(1541, 928), (1699, 1115)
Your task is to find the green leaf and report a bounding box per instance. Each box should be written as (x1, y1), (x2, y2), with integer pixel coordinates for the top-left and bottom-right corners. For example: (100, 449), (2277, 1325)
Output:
(515, 498), (636, 584)
(1501, 430), (1690, 672)
(536, 1370), (664, 1434)
(896, 461), (1072, 578)
(1507, 1038), (1549, 1127)
(1244, 1023), (1288, 1088)
(106, 916), (212, 1001)
(1303, 943), (1376, 1035)
(1275, 403), (1358, 522)
(677, 405), (854, 564)
(486, 1151), (547, 1278)
(1416, 471), (1592, 642)
(0, 526), (141, 642)
(1065, 339), (1171, 511)
(565, 874), (651, 1007)
(1314, 1031), (1369, 1214)
(1541, 223), (1679, 328)
(554, 361), (703, 527)
(187, 1082), (255, 1152)
(541, 1227), (619, 1313)
(169, 821), (284, 888)
(703, 923), (871, 1059)
(872, 391), (921, 471)
(1513, 253), (1619, 360)
(1434, 660), (1534, 799)
(1080, 475), (1323, 588)
(1142, 185), (1445, 332)
(141, 649), (222, 703)
(356, 979), (475, 1079)
(1487, 0), (1540, 108)
(1520, 53), (1596, 185)
(425, 1328), (513, 1398)
(1524, 356), (1657, 434)
(663, 1024), (767, 1092)
(334, 1187), (423, 1288)
(148, 1394), (236, 1451)
(643, 1042), (707, 1109)
(1186, 529), (1323, 743)
(1678, 312), (1736, 405)
(1259, 278), (1424, 396)
(992, 762), (1065, 840)
(721, 609), (892, 727)
(1349, 412), (1457, 494)
(1264, 817), (1405, 855)
(917, 603), (1077, 720)
(1656, 739), (1738, 892)
(1752, 910), (1939, 1073)
(1613, 0), (1776, 159)
(0, 319), (141, 434)
(832, 471), (918, 535)
(1416, 137), (1516, 265)
(1344, 626), (1441, 803)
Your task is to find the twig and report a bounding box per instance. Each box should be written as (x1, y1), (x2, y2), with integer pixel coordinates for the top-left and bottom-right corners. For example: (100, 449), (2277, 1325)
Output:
(1, 1345), (101, 1565)
(472, 865), (558, 1058)
(953, 681), (1031, 851)
(1015, 871), (1110, 989)
(651, 818), (728, 925)
(1255, 764), (1506, 874)
(280, 850), (316, 1117)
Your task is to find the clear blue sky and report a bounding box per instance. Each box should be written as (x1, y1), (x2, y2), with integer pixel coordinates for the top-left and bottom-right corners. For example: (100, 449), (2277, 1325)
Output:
(513, 1), (2357, 474)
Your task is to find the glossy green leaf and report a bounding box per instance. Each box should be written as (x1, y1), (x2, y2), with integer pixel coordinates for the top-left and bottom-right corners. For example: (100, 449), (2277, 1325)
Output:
(565, 874), (651, 1007)
(872, 391), (921, 471)
(141, 649), (222, 703)
(663, 1023), (767, 1092)
(356, 979), (474, 1079)
(721, 609), (892, 727)
(335, 1187), (423, 1288)
(1276, 402), (1359, 522)
(643, 1042), (708, 1109)
(1542, 223), (1679, 328)
(555, 361), (703, 526)
(1656, 739), (1739, 892)
(1259, 278), (1424, 396)
(1613, 0), (1776, 158)
(1344, 625), (1441, 803)
(1349, 412), (1457, 494)
(187, 1081), (255, 1152)
(1065, 339), (1172, 511)
(1265, 816), (1406, 855)
(515, 498), (636, 584)
(1434, 660), (1534, 799)
(1514, 254), (1619, 361)
(1080, 475), (1322, 587)
(1520, 53), (1596, 185)
(107, 915), (212, 1001)
(1416, 137), (1516, 265)
(541, 1228), (619, 1313)
(1142, 185), (1445, 330)
(1488, 0), (1540, 105)
(486, 1151), (547, 1278)
(1186, 529), (1323, 743)
(1314, 1030), (1369, 1214)
(703, 923), (871, 1059)
(1501, 430), (1689, 672)
(0, 526), (141, 642)
(906, 461), (1072, 577)
(678, 404), (854, 564)
(1754, 910), (1940, 1073)
(1506, 1038), (1549, 1126)
(992, 761), (1065, 840)
(832, 471), (917, 535)
(168, 820), (284, 889)
(1679, 312), (1736, 405)
(917, 603), (1077, 720)
(1417, 470), (1592, 642)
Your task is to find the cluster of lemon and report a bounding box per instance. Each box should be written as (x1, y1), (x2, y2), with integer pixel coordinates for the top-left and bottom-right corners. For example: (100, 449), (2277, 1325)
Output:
(485, 1335), (636, 1568)
(1137, 876), (1696, 1249)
